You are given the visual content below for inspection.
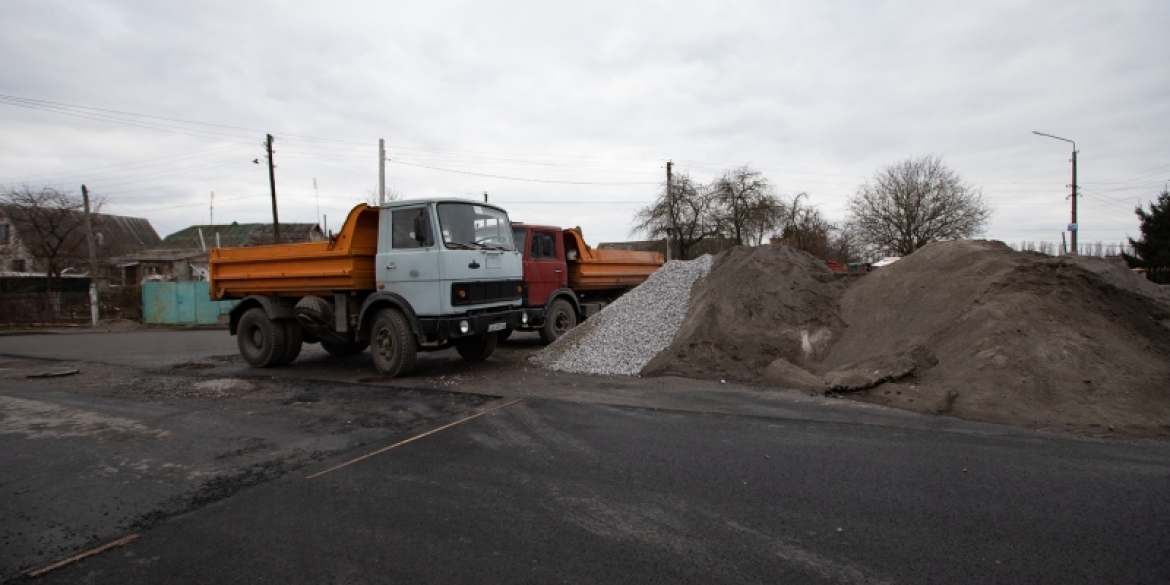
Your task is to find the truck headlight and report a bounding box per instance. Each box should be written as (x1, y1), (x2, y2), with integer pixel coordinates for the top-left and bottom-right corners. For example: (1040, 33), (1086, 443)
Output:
(459, 320), (470, 334)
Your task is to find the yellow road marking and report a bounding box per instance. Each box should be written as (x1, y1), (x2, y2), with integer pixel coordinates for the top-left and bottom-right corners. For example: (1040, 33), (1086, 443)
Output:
(306, 398), (523, 479)
(27, 534), (139, 579)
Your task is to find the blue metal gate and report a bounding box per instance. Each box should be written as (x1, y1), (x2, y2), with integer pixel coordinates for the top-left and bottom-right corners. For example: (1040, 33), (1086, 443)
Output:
(142, 281), (237, 325)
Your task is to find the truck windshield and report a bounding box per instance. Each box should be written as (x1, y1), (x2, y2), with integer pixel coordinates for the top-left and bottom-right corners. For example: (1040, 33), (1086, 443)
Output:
(437, 202), (516, 251)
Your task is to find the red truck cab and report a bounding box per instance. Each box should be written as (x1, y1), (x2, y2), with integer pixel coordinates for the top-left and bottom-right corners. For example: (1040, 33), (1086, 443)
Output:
(510, 223), (664, 343)
(511, 223), (578, 343)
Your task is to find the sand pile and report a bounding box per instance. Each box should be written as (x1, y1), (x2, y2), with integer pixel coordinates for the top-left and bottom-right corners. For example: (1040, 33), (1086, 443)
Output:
(640, 245), (848, 382)
(818, 240), (1170, 434)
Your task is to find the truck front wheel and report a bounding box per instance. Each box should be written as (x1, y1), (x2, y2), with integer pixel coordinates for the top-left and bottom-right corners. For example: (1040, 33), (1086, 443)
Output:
(237, 308), (288, 368)
(454, 332), (498, 362)
(540, 299), (577, 344)
(370, 308), (417, 377)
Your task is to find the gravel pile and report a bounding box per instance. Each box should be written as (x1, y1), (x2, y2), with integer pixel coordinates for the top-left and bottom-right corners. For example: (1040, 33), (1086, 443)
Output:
(531, 255), (713, 375)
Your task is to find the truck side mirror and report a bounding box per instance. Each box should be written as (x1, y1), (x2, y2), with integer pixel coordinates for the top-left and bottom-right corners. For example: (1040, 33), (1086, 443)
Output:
(413, 212), (432, 246)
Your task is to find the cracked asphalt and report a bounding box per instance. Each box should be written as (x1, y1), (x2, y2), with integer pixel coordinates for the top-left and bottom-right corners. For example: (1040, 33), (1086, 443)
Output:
(1, 328), (1168, 583)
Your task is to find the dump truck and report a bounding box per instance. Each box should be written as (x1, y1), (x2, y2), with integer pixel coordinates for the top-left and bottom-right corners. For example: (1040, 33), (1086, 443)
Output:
(209, 199), (530, 377)
(508, 223), (664, 343)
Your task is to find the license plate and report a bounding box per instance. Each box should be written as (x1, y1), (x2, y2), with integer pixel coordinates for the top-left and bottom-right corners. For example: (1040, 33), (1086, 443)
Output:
(487, 322), (506, 332)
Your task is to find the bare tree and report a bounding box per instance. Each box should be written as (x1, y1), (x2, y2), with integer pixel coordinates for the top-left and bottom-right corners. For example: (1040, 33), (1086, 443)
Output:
(777, 193), (832, 257)
(632, 172), (721, 260)
(712, 166), (787, 245)
(826, 222), (863, 264)
(360, 187), (403, 207)
(0, 185), (103, 291)
(847, 155), (991, 256)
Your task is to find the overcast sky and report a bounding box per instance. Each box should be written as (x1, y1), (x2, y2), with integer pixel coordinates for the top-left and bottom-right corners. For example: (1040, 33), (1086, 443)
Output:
(1, 1), (1167, 251)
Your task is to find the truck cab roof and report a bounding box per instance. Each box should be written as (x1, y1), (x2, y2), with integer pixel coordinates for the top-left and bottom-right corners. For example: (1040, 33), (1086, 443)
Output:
(512, 222), (563, 232)
(381, 198), (510, 215)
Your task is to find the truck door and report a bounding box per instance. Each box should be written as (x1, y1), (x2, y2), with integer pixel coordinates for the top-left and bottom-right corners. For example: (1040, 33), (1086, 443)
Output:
(527, 230), (566, 306)
(377, 205), (441, 316)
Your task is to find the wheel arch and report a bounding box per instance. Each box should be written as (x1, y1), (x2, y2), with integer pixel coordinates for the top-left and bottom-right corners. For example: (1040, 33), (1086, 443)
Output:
(543, 288), (580, 318)
(356, 292), (423, 344)
(228, 295), (295, 335)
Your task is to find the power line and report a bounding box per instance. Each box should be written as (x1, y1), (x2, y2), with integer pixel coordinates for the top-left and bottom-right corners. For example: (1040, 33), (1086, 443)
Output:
(389, 159), (659, 185)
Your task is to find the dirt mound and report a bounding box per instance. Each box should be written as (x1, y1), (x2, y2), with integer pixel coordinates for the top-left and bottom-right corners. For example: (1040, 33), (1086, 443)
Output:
(640, 245), (848, 382)
(820, 240), (1170, 435)
(636, 239), (1170, 436)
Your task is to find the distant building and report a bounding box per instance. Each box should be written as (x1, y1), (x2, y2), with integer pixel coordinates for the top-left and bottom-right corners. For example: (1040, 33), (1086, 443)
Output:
(108, 222), (325, 285)
(0, 204), (160, 290)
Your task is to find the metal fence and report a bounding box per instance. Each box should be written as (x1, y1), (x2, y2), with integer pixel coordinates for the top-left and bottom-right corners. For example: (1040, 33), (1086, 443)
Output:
(142, 281), (236, 325)
(0, 286), (143, 325)
(0, 292), (92, 324)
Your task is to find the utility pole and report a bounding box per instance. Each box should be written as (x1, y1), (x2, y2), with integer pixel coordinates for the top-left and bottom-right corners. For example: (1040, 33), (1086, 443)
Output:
(313, 179), (320, 227)
(378, 139), (386, 206)
(666, 160), (674, 262)
(81, 185), (99, 327)
(1071, 148), (1078, 254)
(266, 134), (281, 244)
(210, 191), (214, 226)
(1032, 131), (1078, 255)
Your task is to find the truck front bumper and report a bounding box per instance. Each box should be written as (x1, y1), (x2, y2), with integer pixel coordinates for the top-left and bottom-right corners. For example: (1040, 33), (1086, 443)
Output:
(419, 307), (531, 340)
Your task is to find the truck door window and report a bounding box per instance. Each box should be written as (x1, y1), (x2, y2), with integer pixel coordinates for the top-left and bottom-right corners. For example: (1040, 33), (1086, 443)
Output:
(392, 208), (432, 249)
(532, 232), (557, 260)
(512, 228), (528, 256)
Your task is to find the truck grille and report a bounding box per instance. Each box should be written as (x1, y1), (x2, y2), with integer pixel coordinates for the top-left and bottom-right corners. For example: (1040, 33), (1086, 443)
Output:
(451, 280), (524, 306)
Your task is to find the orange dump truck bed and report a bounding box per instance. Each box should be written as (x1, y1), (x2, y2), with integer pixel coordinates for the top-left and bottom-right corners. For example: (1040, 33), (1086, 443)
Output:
(209, 205), (379, 299)
(561, 228), (664, 291)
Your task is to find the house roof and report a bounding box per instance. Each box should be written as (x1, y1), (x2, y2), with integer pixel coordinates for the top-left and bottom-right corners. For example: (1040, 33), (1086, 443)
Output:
(0, 204), (161, 257)
(157, 223), (323, 250)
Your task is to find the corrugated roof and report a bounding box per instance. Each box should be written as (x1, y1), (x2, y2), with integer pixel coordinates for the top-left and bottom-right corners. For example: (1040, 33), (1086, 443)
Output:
(158, 223), (323, 250)
(0, 204), (160, 258)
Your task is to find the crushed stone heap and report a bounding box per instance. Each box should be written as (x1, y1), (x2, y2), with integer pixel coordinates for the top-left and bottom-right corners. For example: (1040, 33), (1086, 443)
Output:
(640, 244), (848, 382)
(530, 256), (713, 375)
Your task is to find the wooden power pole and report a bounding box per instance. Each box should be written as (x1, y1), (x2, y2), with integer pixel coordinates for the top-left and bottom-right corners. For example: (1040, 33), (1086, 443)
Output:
(81, 184), (99, 326)
(266, 134), (281, 244)
(666, 160), (674, 262)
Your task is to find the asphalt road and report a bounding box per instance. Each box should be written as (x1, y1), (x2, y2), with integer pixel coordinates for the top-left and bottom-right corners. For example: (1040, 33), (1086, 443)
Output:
(2, 329), (1169, 583)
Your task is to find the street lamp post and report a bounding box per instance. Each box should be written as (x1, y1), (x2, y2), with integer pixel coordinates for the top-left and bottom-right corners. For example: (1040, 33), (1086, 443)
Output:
(1032, 131), (1078, 254)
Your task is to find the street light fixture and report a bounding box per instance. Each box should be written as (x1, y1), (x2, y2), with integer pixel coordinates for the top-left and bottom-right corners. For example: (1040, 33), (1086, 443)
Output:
(1032, 131), (1079, 254)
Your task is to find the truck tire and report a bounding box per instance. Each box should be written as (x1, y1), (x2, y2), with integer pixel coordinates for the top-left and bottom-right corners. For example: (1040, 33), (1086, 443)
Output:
(277, 320), (304, 365)
(497, 327), (513, 342)
(237, 308), (288, 368)
(320, 339), (369, 356)
(454, 332), (498, 362)
(540, 299), (577, 344)
(370, 308), (417, 377)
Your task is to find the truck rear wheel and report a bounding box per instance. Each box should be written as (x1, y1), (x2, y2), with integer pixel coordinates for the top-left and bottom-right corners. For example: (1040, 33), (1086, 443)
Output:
(237, 308), (288, 368)
(320, 339), (369, 356)
(540, 299), (577, 344)
(370, 308), (417, 377)
(455, 332), (498, 362)
(276, 321), (304, 365)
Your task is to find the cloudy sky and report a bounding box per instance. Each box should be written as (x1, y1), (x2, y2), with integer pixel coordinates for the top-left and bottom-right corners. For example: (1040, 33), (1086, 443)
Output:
(1, 1), (1167, 251)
